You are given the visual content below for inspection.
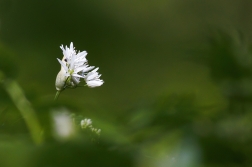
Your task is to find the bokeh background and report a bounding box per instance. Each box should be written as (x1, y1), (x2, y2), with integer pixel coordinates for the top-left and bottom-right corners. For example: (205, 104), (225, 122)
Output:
(1, 0), (252, 166)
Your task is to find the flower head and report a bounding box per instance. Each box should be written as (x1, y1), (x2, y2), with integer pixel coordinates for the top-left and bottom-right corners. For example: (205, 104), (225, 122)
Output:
(55, 42), (104, 98)
(80, 118), (101, 136)
(81, 118), (92, 128)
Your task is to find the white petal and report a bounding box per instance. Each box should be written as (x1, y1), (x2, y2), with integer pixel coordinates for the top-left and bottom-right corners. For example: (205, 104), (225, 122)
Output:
(70, 42), (74, 51)
(92, 67), (99, 73)
(85, 68), (100, 80)
(57, 58), (68, 72)
(71, 76), (80, 85)
(75, 66), (88, 73)
(86, 79), (104, 87)
(72, 73), (85, 78)
(82, 66), (94, 73)
(70, 54), (76, 70)
(77, 51), (87, 57)
(86, 73), (97, 81)
(60, 45), (65, 52)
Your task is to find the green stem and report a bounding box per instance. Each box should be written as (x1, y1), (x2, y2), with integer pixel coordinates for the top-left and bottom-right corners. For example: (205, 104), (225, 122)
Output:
(54, 90), (61, 100)
(77, 84), (87, 87)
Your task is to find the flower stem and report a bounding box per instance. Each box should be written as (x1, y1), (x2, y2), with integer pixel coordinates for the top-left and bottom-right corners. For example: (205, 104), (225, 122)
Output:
(54, 90), (61, 100)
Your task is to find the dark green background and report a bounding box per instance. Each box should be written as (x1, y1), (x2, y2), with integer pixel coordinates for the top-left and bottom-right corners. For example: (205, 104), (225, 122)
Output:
(1, 0), (252, 166)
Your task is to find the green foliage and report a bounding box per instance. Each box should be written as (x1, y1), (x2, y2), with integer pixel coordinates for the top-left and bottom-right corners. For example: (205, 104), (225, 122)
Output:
(1, 1), (252, 167)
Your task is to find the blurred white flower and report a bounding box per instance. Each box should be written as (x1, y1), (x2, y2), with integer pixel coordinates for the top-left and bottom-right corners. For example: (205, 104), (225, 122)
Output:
(81, 118), (92, 128)
(80, 118), (101, 136)
(92, 128), (101, 135)
(52, 109), (76, 140)
(55, 42), (104, 92)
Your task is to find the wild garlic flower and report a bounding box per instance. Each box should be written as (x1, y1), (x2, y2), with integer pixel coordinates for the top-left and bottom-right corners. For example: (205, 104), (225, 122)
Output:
(91, 128), (101, 135)
(55, 42), (104, 99)
(81, 118), (92, 128)
(52, 110), (76, 140)
(80, 118), (101, 135)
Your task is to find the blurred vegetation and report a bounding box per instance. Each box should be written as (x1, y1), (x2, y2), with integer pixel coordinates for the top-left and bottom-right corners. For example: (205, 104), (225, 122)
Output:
(1, 0), (252, 167)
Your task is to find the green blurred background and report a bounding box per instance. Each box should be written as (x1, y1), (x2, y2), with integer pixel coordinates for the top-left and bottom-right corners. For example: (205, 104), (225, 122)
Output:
(1, 0), (252, 166)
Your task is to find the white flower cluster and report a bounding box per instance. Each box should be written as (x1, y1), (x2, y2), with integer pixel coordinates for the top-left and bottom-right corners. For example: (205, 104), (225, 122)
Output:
(91, 128), (101, 135)
(80, 118), (92, 128)
(55, 42), (104, 91)
(81, 118), (101, 135)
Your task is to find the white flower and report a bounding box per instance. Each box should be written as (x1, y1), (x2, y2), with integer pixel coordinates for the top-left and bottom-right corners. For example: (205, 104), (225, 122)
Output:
(92, 128), (101, 135)
(85, 68), (104, 88)
(55, 42), (104, 91)
(81, 118), (92, 128)
(52, 110), (76, 140)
